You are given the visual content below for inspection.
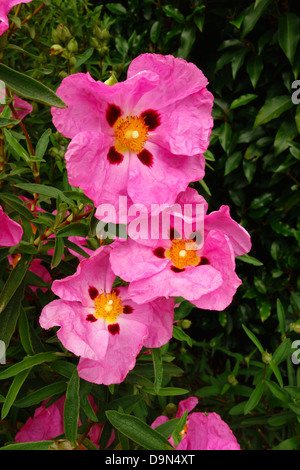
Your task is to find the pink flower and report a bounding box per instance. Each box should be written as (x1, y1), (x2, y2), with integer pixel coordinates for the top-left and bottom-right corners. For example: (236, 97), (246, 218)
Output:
(152, 397), (240, 450)
(0, 204), (23, 247)
(51, 54), (213, 212)
(15, 394), (113, 448)
(109, 188), (251, 310)
(0, 0), (32, 36)
(0, 93), (33, 120)
(39, 245), (175, 385)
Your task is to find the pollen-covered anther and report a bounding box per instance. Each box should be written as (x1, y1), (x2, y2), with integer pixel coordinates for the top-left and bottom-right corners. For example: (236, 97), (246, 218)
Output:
(113, 115), (149, 154)
(94, 291), (124, 324)
(165, 239), (200, 270)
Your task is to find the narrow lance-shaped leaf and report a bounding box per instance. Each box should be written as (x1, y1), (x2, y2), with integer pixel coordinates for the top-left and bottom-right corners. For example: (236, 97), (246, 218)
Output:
(0, 254), (32, 316)
(64, 368), (80, 447)
(152, 348), (163, 394)
(105, 410), (174, 450)
(1, 368), (31, 419)
(253, 95), (293, 128)
(278, 13), (300, 66)
(0, 63), (66, 108)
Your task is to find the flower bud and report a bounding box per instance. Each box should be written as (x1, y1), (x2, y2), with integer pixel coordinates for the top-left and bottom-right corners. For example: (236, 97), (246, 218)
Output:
(290, 321), (300, 334)
(104, 72), (118, 86)
(262, 350), (272, 364)
(55, 24), (71, 42)
(181, 319), (192, 330)
(90, 37), (100, 49)
(67, 38), (78, 54)
(227, 374), (238, 386)
(50, 44), (64, 56)
(165, 403), (177, 417)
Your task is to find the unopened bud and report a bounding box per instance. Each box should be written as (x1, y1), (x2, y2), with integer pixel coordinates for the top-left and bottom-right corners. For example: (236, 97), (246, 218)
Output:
(290, 322), (300, 334)
(67, 38), (78, 54)
(55, 24), (71, 42)
(50, 439), (75, 450)
(262, 350), (272, 364)
(50, 44), (64, 56)
(104, 72), (118, 86)
(165, 403), (177, 417)
(227, 374), (238, 386)
(181, 319), (192, 330)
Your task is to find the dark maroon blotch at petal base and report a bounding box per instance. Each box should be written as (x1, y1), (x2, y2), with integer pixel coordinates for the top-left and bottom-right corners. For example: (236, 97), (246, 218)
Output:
(123, 305), (133, 314)
(106, 104), (122, 127)
(112, 288), (120, 296)
(153, 247), (165, 259)
(171, 266), (185, 273)
(86, 314), (97, 322)
(137, 149), (153, 167)
(89, 286), (99, 300)
(141, 109), (161, 131)
(198, 257), (210, 266)
(107, 146), (124, 165)
(108, 323), (120, 335)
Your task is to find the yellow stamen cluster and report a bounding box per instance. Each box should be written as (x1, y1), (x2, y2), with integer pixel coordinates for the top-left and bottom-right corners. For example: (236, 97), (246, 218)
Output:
(94, 291), (123, 324)
(113, 115), (149, 153)
(165, 239), (200, 270)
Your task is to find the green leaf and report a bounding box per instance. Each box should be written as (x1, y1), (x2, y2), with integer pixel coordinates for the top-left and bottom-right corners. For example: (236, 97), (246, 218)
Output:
(142, 387), (189, 396)
(162, 5), (184, 23)
(0, 352), (63, 380)
(14, 381), (67, 408)
(51, 236), (65, 269)
(1, 368), (31, 419)
(0, 441), (54, 450)
(242, 324), (264, 354)
(14, 182), (73, 205)
(3, 128), (30, 163)
(0, 282), (24, 351)
(56, 222), (89, 238)
(151, 348), (163, 394)
(236, 254), (263, 266)
(154, 417), (181, 439)
(242, 0), (272, 36)
(0, 254), (32, 316)
(177, 26), (196, 60)
(150, 21), (161, 44)
(231, 48), (247, 79)
(246, 55), (263, 89)
(230, 94), (258, 110)
(276, 299), (286, 336)
(273, 437), (300, 451)
(253, 95), (294, 128)
(0, 63), (66, 108)
(224, 151), (243, 176)
(64, 368), (80, 447)
(259, 300), (271, 322)
(35, 128), (52, 159)
(278, 13), (300, 66)
(106, 3), (127, 15)
(0, 117), (20, 128)
(274, 121), (298, 157)
(0, 193), (34, 221)
(18, 307), (35, 356)
(105, 410), (174, 450)
(244, 381), (265, 414)
(265, 380), (290, 403)
(172, 325), (193, 347)
(172, 410), (188, 448)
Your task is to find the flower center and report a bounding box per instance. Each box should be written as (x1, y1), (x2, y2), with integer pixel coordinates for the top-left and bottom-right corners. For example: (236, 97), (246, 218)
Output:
(94, 291), (124, 324)
(113, 115), (149, 154)
(165, 239), (200, 270)
(180, 423), (188, 439)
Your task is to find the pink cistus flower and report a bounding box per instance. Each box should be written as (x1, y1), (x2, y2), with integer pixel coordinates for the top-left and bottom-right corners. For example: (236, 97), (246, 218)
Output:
(0, 204), (23, 247)
(51, 53), (213, 213)
(0, 0), (32, 36)
(109, 187), (251, 311)
(39, 245), (175, 385)
(15, 394), (113, 448)
(0, 93), (33, 120)
(152, 397), (240, 450)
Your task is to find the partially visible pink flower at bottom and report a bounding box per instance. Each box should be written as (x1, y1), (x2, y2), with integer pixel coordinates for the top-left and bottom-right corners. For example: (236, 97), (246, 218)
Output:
(0, 204), (23, 247)
(151, 397), (240, 450)
(14, 394), (114, 448)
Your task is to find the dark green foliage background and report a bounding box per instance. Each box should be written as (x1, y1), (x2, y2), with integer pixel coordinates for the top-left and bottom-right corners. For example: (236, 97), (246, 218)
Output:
(0, 0), (300, 450)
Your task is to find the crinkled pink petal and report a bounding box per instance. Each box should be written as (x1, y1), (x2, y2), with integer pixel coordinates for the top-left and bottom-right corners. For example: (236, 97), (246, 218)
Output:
(52, 246), (115, 306)
(127, 141), (205, 209)
(64, 130), (129, 208)
(0, 205), (23, 247)
(15, 396), (66, 443)
(150, 415), (169, 429)
(39, 299), (109, 362)
(52, 71), (159, 139)
(204, 205), (251, 257)
(127, 53), (210, 111)
(140, 297), (175, 348)
(192, 230), (242, 311)
(175, 397), (199, 418)
(178, 412), (240, 450)
(0, 0), (32, 35)
(77, 316), (149, 385)
(128, 261), (223, 304)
